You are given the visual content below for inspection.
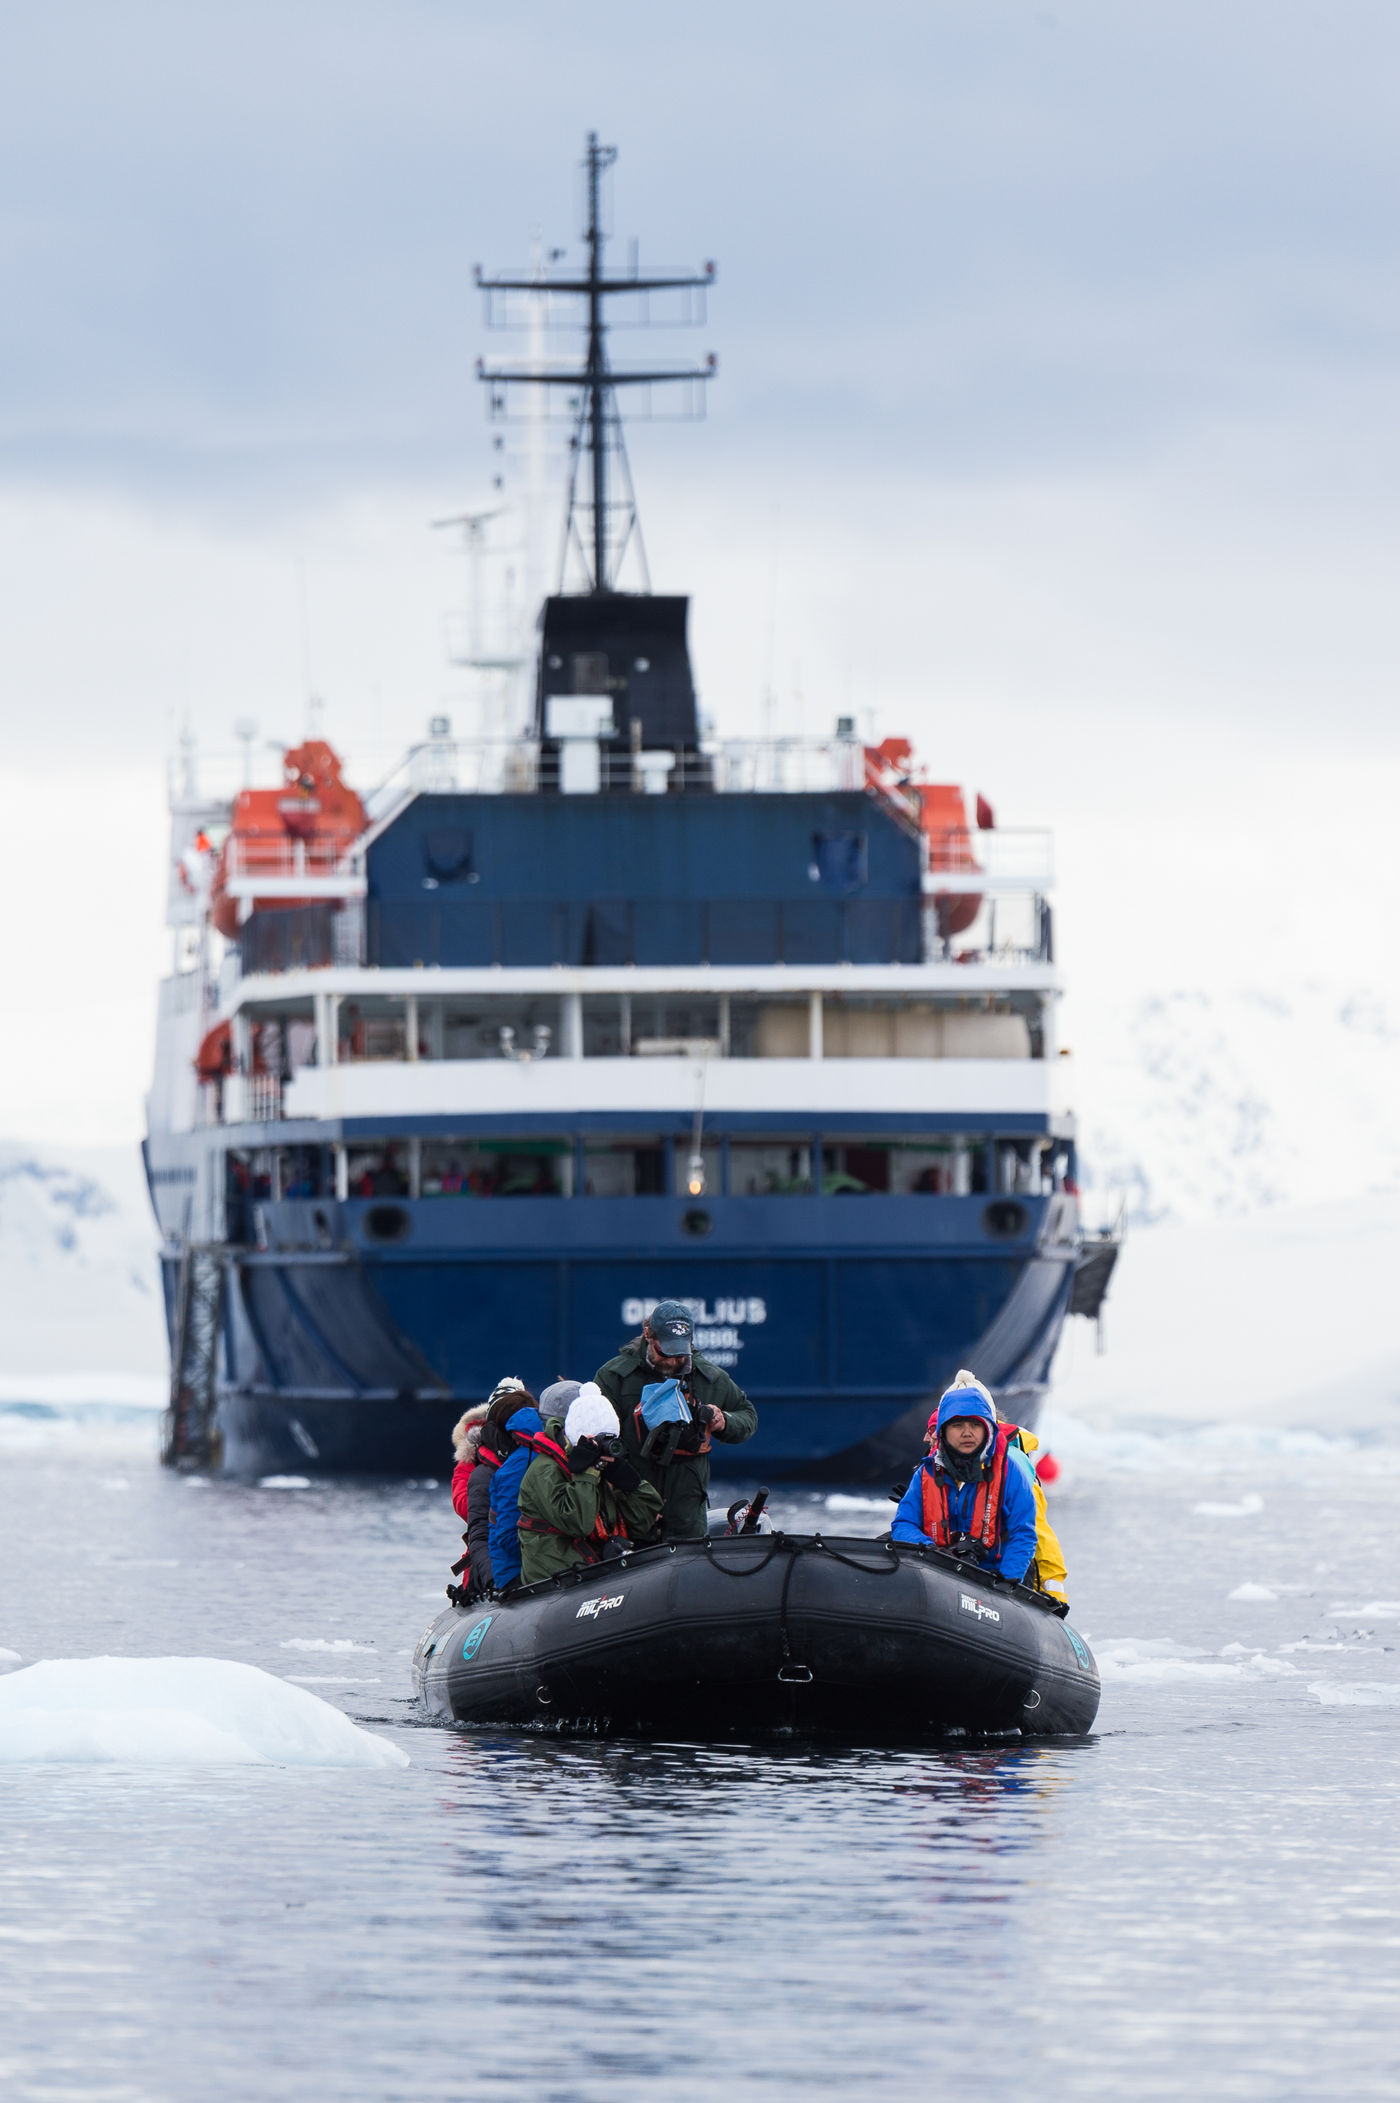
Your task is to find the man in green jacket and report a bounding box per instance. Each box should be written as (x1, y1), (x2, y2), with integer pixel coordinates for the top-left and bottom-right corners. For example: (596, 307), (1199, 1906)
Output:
(594, 1300), (759, 1539)
(517, 1383), (663, 1584)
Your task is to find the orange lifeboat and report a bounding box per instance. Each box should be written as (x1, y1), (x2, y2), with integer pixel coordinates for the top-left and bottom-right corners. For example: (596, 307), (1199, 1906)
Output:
(195, 1018), (233, 1084)
(210, 740), (367, 942)
(863, 738), (985, 940)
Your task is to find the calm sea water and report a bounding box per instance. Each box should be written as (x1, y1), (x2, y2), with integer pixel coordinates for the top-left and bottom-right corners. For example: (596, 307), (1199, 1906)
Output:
(2, 1406), (1398, 2102)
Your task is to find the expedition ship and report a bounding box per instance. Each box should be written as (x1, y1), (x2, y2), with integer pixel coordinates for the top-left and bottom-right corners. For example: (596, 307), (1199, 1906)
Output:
(145, 137), (1111, 1479)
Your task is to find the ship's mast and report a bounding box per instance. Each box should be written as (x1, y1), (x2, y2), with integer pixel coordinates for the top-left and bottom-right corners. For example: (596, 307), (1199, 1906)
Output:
(584, 135), (611, 598)
(476, 133), (715, 596)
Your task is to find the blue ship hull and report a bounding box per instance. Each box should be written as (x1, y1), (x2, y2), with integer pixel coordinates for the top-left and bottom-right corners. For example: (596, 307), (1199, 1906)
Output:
(181, 1191), (1079, 1481)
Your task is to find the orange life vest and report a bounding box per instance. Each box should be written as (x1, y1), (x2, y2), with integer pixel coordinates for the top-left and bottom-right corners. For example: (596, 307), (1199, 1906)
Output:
(517, 1433), (627, 1560)
(920, 1421), (1016, 1551)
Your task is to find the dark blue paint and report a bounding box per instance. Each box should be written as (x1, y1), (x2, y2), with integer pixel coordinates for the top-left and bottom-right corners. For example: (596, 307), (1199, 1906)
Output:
(365, 791), (923, 967)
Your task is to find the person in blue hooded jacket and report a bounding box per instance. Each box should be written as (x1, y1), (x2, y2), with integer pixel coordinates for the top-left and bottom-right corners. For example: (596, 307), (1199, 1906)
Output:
(891, 1372), (1039, 1582)
(485, 1391), (545, 1589)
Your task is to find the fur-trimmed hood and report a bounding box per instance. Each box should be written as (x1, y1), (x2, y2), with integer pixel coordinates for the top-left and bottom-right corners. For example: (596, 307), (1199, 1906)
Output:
(451, 1402), (491, 1463)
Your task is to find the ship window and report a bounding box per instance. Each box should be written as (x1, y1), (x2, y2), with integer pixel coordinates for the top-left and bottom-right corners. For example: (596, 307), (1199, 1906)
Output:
(337, 1002), (409, 1063)
(440, 998), (561, 1062)
(345, 1146), (410, 1199)
(420, 1138), (573, 1198)
(629, 996), (721, 1056)
(727, 998), (811, 1058)
(729, 1140), (813, 1196)
(583, 1139), (667, 1197)
(821, 1136), (975, 1196)
(582, 996), (723, 1057)
(822, 999), (941, 1059)
(273, 1146), (326, 1200)
(582, 996), (627, 1058)
(994, 1139), (1050, 1196)
(571, 651), (610, 693)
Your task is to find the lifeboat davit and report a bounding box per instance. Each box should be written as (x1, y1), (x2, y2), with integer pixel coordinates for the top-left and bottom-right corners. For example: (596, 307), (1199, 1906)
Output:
(210, 740), (367, 942)
(413, 1533), (1100, 1740)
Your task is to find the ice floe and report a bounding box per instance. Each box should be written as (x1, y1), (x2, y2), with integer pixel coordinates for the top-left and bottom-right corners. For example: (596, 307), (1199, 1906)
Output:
(258, 1476), (311, 1491)
(1325, 1601), (1400, 1620)
(824, 1494), (894, 1513)
(284, 1676), (381, 1686)
(1227, 1582), (1277, 1602)
(1308, 1682), (1400, 1707)
(1193, 1494), (1263, 1517)
(0, 1657), (409, 1767)
(280, 1638), (376, 1653)
(1095, 1637), (1298, 1684)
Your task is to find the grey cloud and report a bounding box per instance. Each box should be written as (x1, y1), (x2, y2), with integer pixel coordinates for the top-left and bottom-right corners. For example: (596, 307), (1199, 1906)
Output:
(1, 0), (1398, 507)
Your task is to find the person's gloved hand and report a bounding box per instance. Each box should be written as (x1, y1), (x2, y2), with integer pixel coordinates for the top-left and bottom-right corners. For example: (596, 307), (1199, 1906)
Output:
(608, 1454), (642, 1492)
(675, 1420), (707, 1454)
(569, 1438), (603, 1475)
(465, 1578), (499, 1606)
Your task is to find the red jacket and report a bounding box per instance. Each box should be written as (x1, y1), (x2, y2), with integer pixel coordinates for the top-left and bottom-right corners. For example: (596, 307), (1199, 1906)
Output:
(451, 1457), (476, 1523)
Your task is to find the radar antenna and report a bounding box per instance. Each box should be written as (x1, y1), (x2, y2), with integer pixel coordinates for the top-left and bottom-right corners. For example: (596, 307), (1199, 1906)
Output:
(475, 132), (716, 595)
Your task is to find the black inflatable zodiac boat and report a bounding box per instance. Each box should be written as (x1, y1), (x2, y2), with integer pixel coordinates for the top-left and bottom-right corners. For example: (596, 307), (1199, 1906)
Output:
(413, 1533), (1100, 1739)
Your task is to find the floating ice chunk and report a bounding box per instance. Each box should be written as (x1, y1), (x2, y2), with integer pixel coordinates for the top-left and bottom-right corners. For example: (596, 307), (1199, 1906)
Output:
(258, 1476), (311, 1491)
(1309, 1682), (1400, 1707)
(0, 1649), (21, 1674)
(284, 1676), (382, 1686)
(1193, 1494), (1263, 1517)
(1094, 1637), (1237, 1681)
(1326, 1601), (1400, 1620)
(280, 1638), (376, 1653)
(0, 1657), (409, 1767)
(1098, 1636), (1300, 1685)
(1227, 1583), (1277, 1602)
(825, 1494), (894, 1512)
(183, 1477), (210, 1489)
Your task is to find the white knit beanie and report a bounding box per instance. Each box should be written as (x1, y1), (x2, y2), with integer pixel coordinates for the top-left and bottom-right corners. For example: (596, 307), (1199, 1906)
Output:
(947, 1367), (997, 1414)
(564, 1383), (621, 1445)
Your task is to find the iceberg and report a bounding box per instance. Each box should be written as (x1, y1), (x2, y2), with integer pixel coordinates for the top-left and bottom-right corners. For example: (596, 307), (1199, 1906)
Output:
(1309, 1682), (1400, 1708)
(0, 1657), (409, 1767)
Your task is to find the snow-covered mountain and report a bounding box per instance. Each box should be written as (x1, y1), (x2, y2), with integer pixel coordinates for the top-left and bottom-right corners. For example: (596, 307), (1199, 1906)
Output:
(1069, 981), (1400, 1225)
(1049, 1190), (1400, 1435)
(0, 1143), (166, 1393)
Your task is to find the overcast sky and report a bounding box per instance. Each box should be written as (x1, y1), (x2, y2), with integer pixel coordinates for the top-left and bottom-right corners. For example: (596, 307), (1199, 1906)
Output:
(2, 1), (1398, 1142)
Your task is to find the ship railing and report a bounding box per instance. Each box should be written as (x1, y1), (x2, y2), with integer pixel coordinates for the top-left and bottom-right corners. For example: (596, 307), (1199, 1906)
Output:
(234, 890), (1053, 979)
(238, 1074), (283, 1124)
(363, 733), (874, 816)
(923, 829), (1055, 891)
(223, 837), (365, 883)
